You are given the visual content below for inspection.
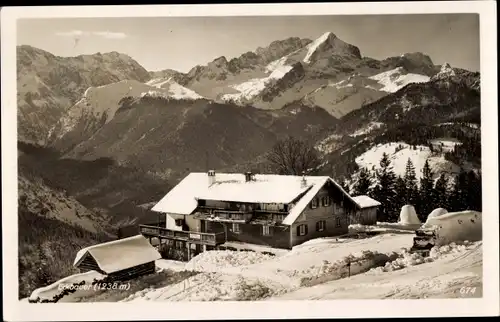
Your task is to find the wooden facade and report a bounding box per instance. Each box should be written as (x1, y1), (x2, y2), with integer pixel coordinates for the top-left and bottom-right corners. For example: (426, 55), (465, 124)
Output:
(350, 207), (378, 225)
(291, 183), (352, 247)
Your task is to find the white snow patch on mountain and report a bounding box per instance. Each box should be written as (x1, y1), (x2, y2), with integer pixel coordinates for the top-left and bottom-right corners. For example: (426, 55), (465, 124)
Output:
(265, 56), (289, 73)
(303, 32), (332, 64)
(355, 142), (460, 180)
(55, 79), (204, 138)
(330, 79), (354, 89)
(146, 77), (204, 100)
(222, 59), (293, 103)
(369, 67), (430, 93)
(315, 134), (343, 154)
(435, 122), (480, 130)
(350, 122), (385, 137)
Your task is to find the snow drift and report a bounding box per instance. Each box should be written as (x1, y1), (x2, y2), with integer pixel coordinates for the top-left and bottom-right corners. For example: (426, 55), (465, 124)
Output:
(422, 208), (448, 228)
(432, 211), (482, 246)
(398, 205), (422, 225)
(29, 270), (105, 302)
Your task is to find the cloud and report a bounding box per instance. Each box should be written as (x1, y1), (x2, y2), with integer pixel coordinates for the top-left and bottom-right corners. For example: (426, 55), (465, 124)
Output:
(92, 31), (127, 39)
(55, 30), (127, 39)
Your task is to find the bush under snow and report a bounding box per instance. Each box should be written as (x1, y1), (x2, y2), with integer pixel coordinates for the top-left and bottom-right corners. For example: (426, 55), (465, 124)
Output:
(299, 250), (390, 287)
(370, 241), (480, 273)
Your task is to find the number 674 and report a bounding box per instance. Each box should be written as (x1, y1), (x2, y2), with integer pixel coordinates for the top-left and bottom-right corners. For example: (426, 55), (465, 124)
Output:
(459, 287), (476, 295)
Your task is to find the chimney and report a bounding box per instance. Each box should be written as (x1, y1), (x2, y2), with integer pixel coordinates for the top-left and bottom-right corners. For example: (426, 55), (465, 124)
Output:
(300, 172), (308, 188)
(245, 171), (254, 182)
(208, 170), (216, 186)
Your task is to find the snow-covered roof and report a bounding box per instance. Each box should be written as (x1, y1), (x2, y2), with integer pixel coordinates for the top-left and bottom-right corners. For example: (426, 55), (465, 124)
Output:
(351, 195), (381, 209)
(152, 172), (358, 226)
(73, 235), (161, 274)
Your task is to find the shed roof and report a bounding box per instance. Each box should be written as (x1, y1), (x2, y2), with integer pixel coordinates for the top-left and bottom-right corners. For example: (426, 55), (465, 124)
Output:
(352, 195), (381, 209)
(73, 235), (161, 274)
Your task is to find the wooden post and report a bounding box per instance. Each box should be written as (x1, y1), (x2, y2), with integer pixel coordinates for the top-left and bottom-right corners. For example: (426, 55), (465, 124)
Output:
(187, 242), (191, 261)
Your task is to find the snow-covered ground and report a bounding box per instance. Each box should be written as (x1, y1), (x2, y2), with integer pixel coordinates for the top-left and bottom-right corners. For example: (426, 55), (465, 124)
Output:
(122, 233), (417, 302)
(28, 271), (106, 302)
(29, 211), (482, 303)
(355, 142), (460, 180)
(271, 241), (482, 300)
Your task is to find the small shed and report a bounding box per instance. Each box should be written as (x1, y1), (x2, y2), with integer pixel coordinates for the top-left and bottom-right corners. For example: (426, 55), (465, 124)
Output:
(350, 195), (381, 225)
(73, 235), (161, 281)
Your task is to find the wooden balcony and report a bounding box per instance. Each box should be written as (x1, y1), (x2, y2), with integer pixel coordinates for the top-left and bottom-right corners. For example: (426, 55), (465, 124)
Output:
(194, 206), (288, 224)
(139, 225), (226, 246)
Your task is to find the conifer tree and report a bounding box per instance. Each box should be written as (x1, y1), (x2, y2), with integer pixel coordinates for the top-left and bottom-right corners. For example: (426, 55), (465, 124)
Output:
(339, 178), (350, 194)
(419, 159), (435, 220)
(434, 173), (450, 209)
(372, 152), (397, 220)
(403, 158), (419, 206)
(352, 167), (372, 196)
(449, 168), (468, 211)
(466, 170), (482, 211)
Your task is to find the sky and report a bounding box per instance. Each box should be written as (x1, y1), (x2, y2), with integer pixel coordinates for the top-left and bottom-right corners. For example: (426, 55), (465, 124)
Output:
(17, 14), (480, 73)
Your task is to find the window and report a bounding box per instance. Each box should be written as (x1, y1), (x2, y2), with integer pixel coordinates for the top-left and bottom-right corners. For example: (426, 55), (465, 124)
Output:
(274, 214), (286, 222)
(175, 219), (184, 227)
(232, 214), (243, 220)
(310, 197), (319, 209)
(335, 217), (342, 228)
(262, 225), (271, 236)
(297, 224), (308, 236)
(322, 196), (331, 207)
(232, 223), (241, 233)
(316, 220), (326, 232)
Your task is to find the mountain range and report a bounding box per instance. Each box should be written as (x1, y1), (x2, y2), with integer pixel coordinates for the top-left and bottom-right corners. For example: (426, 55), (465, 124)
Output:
(16, 31), (481, 296)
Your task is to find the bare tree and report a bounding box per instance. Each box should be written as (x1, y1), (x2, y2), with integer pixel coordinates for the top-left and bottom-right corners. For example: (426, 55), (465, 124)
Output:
(266, 136), (322, 175)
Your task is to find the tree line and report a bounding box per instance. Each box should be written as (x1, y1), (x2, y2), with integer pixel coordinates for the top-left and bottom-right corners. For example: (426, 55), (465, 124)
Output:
(346, 152), (482, 222)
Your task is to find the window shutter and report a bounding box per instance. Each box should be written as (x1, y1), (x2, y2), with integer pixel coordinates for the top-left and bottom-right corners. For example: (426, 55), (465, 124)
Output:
(304, 224), (308, 235)
(296, 226), (301, 236)
(316, 221), (319, 231)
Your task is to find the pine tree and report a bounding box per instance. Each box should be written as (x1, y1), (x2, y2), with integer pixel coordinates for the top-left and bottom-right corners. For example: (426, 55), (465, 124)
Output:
(418, 159), (435, 220)
(449, 168), (468, 211)
(352, 167), (372, 196)
(393, 176), (407, 221)
(372, 152), (397, 221)
(434, 173), (449, 209)
(403, 158), (419, 206)
(466, 170), (482, 211)
(339, 178), (350, 194)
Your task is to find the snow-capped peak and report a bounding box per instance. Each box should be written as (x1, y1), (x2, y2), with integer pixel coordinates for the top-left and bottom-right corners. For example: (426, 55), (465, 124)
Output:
(303, 32), (335, 64)
(434, 62), (456, 79)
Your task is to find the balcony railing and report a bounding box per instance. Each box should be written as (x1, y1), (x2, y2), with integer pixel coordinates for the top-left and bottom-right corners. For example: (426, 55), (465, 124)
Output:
(139, 225), (226, 246)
